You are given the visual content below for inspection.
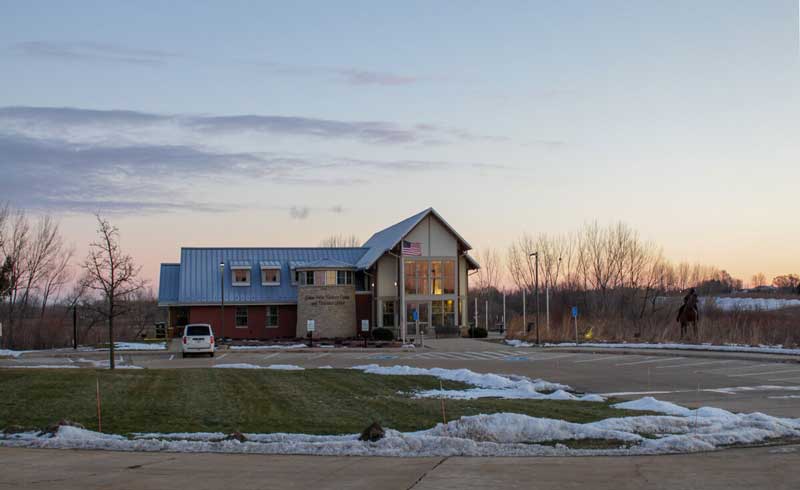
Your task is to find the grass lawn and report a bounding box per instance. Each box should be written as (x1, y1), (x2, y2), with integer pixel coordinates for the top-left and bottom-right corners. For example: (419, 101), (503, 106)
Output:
(0, 369), (638, 435)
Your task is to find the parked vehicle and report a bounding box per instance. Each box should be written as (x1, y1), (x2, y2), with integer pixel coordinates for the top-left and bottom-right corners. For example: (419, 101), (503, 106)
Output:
(181, 324), (215, 357)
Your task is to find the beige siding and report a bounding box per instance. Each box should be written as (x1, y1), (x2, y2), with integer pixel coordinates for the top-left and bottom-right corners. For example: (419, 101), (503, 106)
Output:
(428, 216), (458, 256)
(404, 215), (458, 258)
(459, 256), (468, 296)
(376, 254), (397, 298)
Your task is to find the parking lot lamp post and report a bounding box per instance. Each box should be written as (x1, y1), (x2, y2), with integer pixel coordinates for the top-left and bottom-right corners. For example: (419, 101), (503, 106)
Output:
(529, 252), (539, 345)
(219, 261), (225, 338)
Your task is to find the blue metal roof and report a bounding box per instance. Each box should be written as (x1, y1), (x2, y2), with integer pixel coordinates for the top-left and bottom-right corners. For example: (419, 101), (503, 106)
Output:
(157, 208), (478, 306)
(295, 258), (357, 269)
(158, 264), (180, 304)
(355, 208), (431, 269)
(355, 207), (474, 269)
(165, 247), (368, 305)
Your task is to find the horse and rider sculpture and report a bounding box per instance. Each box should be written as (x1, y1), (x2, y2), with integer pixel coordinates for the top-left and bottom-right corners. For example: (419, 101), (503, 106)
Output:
(676, 288), (699, 339)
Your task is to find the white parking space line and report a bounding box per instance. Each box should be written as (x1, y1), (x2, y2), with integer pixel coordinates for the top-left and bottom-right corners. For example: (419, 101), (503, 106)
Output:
(216, 353), (228, 360)
(727, 369), (800, 378)
(529, 353), (578, 362)
(705, 363), (775, 373)
(464, 352), (509, 359)
(169, 355), (174, 361)
(616, 357), (686, 367)
(573, 355), (627, 364)
(656, 360), (734, 369)
(261, 353), (280, 360)
(309, 353), (330, 360)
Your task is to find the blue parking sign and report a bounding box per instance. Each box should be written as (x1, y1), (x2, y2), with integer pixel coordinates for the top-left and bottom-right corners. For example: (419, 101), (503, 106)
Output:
(571, 306), (579, 318)
(412, 309), (419, 321)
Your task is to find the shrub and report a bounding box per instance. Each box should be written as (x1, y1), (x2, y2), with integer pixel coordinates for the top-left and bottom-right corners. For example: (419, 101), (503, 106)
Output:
(470, 327), (488, 338)
(371, 328), (394, 341)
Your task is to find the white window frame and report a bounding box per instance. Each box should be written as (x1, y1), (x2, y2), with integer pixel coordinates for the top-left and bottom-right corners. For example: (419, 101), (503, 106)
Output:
(231, 267), (251, 286)
(235, 306), (248, 328)
(265, 305), (279, 328)
(261, 267), (280, 286)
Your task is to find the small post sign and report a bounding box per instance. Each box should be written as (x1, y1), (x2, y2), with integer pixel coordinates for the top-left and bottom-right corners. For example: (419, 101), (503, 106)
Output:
(361, 319), (369, 348)
(571, 306), (579, 345)
(306, 319), (315, 348)
(412, 309), (419, 322)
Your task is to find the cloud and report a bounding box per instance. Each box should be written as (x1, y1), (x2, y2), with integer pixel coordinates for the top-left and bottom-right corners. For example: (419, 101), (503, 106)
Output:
(0, 106), (514, 215)
(289, 206), (310, 220)
(0, 106), (501, 146)
(12, 41), (179, 67)
(252, 60), (419, 86)
(13, 41), (420, 86)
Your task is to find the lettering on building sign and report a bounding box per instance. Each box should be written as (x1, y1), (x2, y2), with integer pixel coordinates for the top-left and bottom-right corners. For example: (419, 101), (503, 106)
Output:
(306, 293), (351, 307)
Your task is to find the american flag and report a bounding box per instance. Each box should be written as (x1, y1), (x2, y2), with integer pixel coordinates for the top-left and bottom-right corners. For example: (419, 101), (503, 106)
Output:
(402, 240), (422, 256)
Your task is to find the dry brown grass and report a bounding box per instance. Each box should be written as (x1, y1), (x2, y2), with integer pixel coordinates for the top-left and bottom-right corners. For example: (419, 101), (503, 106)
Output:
(506, 303), (800, 347)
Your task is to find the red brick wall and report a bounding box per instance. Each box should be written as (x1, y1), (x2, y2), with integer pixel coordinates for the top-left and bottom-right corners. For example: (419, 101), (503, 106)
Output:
(189, 305), (297, 339)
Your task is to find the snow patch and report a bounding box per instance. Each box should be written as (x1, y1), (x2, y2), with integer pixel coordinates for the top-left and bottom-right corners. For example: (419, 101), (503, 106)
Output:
(213, 364), (305, 371)
(229, 344), (308, 351)
(3, 400), (798, 457)
(351, 364), (599, 401)
(706, 297), (800, 312)
(539, 342), (800, 356)
(0, 364), (78, 369)
(114, 342), (166, 351)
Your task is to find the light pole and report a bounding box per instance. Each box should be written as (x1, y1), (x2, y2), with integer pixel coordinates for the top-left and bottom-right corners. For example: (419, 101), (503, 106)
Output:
(529, 252), (539, 345)
(219, 261), (225, 338)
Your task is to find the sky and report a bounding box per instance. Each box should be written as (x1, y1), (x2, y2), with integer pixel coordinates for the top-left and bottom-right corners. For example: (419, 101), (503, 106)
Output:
(0, 1), (798, 289)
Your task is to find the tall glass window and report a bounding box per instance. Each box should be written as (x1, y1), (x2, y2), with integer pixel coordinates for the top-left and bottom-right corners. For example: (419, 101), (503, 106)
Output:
(430, 261), (443, 295)
(404, 260), (417, 294)
(443, 260), (456, 294)
(415, 261), (429, 295)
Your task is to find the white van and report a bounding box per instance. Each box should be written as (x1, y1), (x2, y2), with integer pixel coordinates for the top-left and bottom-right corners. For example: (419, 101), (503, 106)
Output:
(181, 324), (215, 357)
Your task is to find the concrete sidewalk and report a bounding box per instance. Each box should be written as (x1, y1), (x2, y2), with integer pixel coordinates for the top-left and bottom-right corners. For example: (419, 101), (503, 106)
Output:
(1, 445), (798, 490)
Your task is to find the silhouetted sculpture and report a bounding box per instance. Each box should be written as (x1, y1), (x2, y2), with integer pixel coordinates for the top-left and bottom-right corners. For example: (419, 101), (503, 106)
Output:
(676, 288), (699, 339)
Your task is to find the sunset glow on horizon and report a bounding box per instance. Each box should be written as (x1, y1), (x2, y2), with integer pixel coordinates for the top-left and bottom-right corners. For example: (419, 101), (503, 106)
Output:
(1, 1), (798, 291)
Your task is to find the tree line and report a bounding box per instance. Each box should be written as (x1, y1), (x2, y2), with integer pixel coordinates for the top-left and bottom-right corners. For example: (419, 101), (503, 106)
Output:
(1, 204), (152, 367)
(470, 221), (798, 339)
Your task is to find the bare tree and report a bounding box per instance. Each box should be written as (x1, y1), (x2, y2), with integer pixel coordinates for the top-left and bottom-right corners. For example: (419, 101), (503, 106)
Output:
(475, 248), (502, 292)
(0, 209), (30, 348)
(751, 272), (767, 288)
(319, 234), (361, 247)
(81, 215), (146, 369)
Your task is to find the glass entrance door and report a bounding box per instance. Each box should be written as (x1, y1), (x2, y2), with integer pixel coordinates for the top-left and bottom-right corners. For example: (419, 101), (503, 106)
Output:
(406, 302), (429, 340)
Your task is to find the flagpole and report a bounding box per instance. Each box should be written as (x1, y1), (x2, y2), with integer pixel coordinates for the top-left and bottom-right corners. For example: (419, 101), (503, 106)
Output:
(399, 249), (406, 345)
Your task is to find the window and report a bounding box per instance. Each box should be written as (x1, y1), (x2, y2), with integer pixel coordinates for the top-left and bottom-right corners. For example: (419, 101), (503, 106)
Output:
(443, 260), (455, 294)
(326, 270), (337, 285)
(261, 268), (280, 286)
(185, 325), (211, 336)
(337, 270), (353, 285)
(431, 300), (456, 327)
(297, 270), (354, 286)
(382, 301), (395, 327)
(266, 306), (279, 327)
(404, 260), (417, 295)
(431, 261), (443, 295)
(415, 261), (428, 294)
(232, 269), (250, 286)
(404, 260), (430, 295)
(298, 271), (315, 285)
(235, 306), (248, 327)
